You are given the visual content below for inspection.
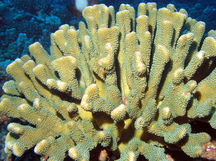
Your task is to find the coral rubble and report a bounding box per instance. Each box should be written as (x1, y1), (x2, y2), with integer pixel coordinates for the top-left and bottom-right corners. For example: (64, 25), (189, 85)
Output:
(0, 3), (216, 161)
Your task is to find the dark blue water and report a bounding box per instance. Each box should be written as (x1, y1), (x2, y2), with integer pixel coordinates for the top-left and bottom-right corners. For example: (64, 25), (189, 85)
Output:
(0, 0), (215, 67)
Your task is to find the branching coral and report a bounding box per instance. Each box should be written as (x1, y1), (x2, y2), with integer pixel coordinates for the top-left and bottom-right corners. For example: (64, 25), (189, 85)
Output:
(0, 3), (216, 161)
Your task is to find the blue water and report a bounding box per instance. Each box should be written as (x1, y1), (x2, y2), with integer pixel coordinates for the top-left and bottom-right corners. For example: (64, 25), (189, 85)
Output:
(0, 0), (215, 67)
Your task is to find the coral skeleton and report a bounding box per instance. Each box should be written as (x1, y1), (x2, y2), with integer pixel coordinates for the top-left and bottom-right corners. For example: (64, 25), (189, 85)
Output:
(0, 3), (216, 161)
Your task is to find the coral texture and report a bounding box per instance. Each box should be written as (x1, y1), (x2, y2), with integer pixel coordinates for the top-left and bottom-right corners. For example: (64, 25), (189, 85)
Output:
(0, 3), (216, 161)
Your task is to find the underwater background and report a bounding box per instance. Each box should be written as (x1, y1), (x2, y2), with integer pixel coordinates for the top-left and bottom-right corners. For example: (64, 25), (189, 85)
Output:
(0, 0), (216, 160)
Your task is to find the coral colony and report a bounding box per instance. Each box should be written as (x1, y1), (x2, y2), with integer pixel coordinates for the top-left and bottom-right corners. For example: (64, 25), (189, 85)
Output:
(0, 3), (216, 161)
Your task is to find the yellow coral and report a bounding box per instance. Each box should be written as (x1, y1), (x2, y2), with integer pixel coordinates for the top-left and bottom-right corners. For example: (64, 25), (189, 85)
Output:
(0, 3), (216, 161)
